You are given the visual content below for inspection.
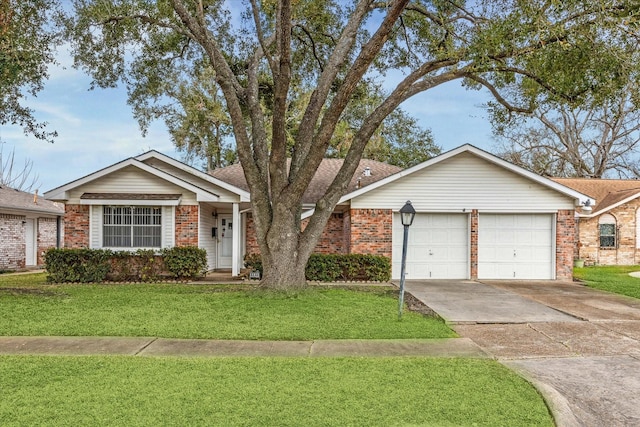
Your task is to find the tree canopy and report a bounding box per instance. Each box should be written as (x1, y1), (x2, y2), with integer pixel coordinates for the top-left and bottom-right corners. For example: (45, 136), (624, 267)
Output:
(64, 0), (640, 288)
(0, 0), (62, 142)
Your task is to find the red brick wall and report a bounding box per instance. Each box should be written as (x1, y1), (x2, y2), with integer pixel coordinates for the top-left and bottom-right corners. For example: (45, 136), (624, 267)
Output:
(175, 205), (199, 246)
(470, 210), (479, 279)
(310, 213), (348, 254)
(556, 209), (576, 280)
(64, 204), (90, 248)
(0, 213), (26, 270)
(349, 208), (392, 257)
(245, 214), (259, 255)
(244, 212), (349, 255)
(37, 217), (59, 265)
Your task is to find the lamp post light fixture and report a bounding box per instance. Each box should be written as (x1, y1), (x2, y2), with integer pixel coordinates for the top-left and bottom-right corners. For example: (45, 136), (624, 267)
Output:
(398, 200), (416, 319)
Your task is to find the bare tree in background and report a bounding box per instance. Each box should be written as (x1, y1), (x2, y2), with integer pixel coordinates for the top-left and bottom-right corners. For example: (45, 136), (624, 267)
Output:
(0, 145), (40, 192)
(492, 91), (640, 178)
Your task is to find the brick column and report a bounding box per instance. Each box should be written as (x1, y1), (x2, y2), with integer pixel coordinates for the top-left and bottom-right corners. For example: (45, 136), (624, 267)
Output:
(0, 214), (26, 270)
(37, 217), (58, 265)
(470, 209), (479, 279)
(175, 205), (199, 246)
(64, 205), (90, 248)
(349, 208), (392, 257)
(556, 210), (576, 280)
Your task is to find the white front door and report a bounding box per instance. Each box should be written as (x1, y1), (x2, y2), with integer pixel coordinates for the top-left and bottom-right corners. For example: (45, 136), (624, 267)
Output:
(217, 215), (233, 269)
(25, 218), (36, 266)
(478, 214), (554, 279)
(392, 213), (469, 280)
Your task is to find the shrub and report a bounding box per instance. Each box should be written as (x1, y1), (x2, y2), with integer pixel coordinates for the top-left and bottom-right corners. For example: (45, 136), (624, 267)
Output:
(108, 250), (165, 282)
(243, 253), (391, 282)
(307, 254), (391, 282)
(44, 248), (112, 283)
(162, 246), (208, 279)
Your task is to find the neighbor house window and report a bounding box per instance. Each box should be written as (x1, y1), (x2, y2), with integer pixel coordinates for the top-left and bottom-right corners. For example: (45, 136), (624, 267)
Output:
(103, 206), (162, 248)
(598, 214), (617, 249)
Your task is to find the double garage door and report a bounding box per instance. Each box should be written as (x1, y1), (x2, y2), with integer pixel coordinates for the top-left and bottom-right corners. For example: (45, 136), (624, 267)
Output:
(392, 213), (554, 280)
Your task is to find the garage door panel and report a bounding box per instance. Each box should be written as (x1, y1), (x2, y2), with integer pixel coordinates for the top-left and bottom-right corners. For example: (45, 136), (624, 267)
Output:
(392, 213), (469, 280)
(479, 213), (554, 280)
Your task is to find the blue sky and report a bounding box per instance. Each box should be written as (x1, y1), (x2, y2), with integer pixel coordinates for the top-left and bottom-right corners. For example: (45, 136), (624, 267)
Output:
(1, 45), (496, 193)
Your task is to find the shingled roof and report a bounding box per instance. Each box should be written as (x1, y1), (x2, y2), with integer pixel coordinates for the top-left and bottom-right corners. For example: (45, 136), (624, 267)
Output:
(210, 158), (402, 204)
(0, 186), (64, 215)
(551, 177), (640, 214)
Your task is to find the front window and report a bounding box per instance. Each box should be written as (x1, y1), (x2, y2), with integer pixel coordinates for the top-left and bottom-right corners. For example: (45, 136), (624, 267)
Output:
(599, 214), (617, 249)
(103, 206), (162, 248)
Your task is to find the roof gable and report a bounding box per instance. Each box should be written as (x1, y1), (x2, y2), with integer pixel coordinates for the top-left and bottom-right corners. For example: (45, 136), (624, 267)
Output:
(340, 144), (592, 206)
(44, 156), (219, 203)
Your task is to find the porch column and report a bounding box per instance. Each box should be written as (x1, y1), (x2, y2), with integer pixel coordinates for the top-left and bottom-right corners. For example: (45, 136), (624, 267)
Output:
(232, 202), (241, 276)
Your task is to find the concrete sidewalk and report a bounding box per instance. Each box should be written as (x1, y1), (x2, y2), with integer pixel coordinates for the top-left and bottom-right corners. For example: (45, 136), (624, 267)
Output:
(0, 336), (487, 358)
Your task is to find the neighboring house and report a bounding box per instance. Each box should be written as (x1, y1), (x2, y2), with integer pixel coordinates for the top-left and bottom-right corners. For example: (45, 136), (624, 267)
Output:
(45, 145), (590, 280)
(0, 186), (64, 270)
(552, 178), (640, 265)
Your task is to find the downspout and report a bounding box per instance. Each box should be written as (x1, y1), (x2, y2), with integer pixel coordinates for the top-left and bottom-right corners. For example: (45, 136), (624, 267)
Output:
(56, 215), (62, 248)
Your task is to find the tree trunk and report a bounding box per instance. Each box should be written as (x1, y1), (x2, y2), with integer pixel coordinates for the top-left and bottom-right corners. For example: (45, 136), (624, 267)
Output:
(258, 204), (311, 290)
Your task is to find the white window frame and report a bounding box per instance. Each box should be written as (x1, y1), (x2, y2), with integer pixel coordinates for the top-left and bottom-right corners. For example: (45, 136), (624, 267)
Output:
(103, 206), (162, 248)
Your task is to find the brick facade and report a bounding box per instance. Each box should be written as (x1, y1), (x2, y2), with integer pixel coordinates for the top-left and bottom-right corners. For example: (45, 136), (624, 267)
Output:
(0, 214), (26, 270)
(245, 212), (350, 255)
(37, 217), (59, 265)
(0, 214), (61, 270)
(64, 204), (90, 248)
(556, 210), (576, 280)
(348, 208), (393, 257)
(175, 205), (199, 246)
(577, 199), (640, 265)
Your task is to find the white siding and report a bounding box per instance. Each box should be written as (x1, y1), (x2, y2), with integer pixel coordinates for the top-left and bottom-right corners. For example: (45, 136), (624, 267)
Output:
(199, 204), (217, 270)
(90, 205), (101, 248)
(352, 152), (575, 211)
(163, 206), (175, 248)
(144, 159), (243, 203)
(66, 166), (197, 205)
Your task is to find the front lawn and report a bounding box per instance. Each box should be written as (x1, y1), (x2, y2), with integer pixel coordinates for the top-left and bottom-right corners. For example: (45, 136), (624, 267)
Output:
(574, 265), (640, 299)
(0, 355), (554, 427)
(0, 273), (454, 340)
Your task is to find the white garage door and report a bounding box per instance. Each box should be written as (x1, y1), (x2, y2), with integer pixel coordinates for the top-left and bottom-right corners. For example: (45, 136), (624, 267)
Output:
(478, 214), (554, 279)
(392, 213), (468, 280)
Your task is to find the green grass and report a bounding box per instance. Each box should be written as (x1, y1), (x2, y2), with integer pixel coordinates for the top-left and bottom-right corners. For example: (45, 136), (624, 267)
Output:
(0, 273), (454, 339)
(574, 265), (640, 299)
(0, 355), (553, 427)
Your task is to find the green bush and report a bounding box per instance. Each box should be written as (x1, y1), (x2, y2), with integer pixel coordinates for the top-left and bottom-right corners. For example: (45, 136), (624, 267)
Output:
(307, 254), (391, 282)
(44, 248), (113, 283)
(162, 246), (208, 279)
(243, 253), (391, 282)
(108, 250), (165, 282)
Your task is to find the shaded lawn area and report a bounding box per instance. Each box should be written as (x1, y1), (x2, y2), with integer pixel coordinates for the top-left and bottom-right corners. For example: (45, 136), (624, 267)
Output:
(574, 265), (640, 299)
(0, 273), (454, 340)
(0, 355), (554, 427)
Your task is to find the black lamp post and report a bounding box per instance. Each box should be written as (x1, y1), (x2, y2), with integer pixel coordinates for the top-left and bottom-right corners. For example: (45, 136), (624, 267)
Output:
(398, 200), (416, 319)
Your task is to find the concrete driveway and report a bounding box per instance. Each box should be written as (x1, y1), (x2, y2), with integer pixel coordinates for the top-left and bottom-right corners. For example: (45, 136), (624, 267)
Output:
(404, 279), (640, 427)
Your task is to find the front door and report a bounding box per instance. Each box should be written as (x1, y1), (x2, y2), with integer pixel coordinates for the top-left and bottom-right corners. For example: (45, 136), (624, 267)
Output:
(25, 218), (36, 266)
(217, 215), (233, 269)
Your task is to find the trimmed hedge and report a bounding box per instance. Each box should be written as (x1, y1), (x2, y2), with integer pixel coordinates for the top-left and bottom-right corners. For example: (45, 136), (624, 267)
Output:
(44, 247), (207, 283)
(244, 253), (391, 282)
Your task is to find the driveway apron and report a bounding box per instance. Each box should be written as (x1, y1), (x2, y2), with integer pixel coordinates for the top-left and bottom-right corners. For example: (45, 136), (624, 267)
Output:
(404, 279), (640, 427)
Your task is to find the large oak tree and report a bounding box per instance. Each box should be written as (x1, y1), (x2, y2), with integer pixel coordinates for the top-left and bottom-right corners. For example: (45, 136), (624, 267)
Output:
(0, 0), (62, 142)
(65, 0), (640, 288)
